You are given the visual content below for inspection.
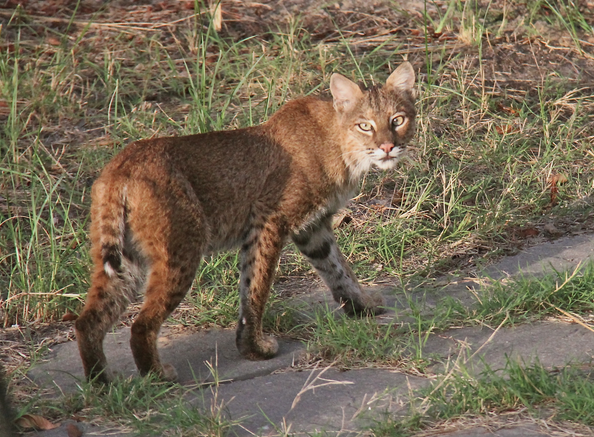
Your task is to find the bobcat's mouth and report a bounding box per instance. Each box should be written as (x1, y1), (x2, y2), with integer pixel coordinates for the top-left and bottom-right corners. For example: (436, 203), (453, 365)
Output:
(368, 146), (406, 170)
(380, 147), (405, 160)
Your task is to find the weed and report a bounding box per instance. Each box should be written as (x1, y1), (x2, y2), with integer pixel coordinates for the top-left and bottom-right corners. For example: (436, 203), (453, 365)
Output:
(371, 358), (594, 435)
(14, 372), (238, 436)
(460, 261), (594, 326)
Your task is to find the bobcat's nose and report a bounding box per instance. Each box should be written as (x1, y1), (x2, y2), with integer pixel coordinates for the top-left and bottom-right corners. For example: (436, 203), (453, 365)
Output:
(379, 143), (395, 154)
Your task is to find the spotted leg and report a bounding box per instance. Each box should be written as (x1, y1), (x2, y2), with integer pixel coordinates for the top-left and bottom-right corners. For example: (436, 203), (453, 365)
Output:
(292, 215), (385, 316)
(236, 220), (284, 359)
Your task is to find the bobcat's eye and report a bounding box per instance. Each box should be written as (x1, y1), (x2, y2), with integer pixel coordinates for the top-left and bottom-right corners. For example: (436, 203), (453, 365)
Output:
(357, 122), (373, 132)
(391, 115), (406, 128)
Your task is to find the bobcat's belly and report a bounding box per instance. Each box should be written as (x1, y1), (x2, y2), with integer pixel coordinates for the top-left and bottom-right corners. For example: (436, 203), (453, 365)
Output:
(203, 227), (245, 256)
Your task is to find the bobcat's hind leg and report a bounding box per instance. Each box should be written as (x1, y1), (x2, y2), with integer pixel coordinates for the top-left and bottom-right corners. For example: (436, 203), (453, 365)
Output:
(292, 216), (385, 316)
(76, 260), (133, 384)
(236, 220), (284, 360)
(127, 178), (204, 381)
(129, 260), (198, 381)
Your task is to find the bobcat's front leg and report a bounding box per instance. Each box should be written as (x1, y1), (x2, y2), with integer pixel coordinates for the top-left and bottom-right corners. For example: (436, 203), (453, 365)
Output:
(292, 215), (385, 316)
(236, 221), (284, 360)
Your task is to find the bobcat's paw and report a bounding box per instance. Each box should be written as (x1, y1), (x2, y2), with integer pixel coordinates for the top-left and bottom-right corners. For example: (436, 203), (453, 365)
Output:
(343, 291), (386, 317)
(86, 367), (114, 385)
(237, 334), (279, 360)
(160, 363), (178, 382)
(139, 363), (178, 382)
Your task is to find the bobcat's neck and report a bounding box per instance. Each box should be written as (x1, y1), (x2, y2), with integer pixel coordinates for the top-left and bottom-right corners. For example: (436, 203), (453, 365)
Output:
(262, 96), (352, 187)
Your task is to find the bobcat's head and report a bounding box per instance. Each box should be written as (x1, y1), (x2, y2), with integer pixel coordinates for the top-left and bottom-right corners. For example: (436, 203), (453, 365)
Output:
(331, 62), (416, 179)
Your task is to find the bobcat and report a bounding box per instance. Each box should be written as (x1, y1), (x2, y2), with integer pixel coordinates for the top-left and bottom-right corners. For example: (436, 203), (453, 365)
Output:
(75, 62), (417, 383)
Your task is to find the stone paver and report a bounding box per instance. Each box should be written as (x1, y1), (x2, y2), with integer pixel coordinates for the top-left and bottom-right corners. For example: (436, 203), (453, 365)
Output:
(438, 424), (552, 437)
(482, 233), (594, 278)
(423, 320), (594, 373)
(196, 368), (428, 436)
(25, 233), (594, 436)
(29, 327), (303, 394)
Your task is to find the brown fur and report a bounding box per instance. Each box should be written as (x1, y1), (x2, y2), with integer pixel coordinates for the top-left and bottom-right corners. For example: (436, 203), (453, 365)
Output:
(75, 62), (417, 383)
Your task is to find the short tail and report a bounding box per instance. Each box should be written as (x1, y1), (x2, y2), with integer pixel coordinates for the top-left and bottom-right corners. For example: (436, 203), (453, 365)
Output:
(92, 179), (127, 278)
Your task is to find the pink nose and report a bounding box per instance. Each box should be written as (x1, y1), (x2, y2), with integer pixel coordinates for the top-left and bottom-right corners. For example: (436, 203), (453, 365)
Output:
(380, 143), (394, 154)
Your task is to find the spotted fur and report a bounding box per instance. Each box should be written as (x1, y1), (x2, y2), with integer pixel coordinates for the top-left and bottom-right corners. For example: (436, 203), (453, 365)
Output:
(75, 62), (417, 383)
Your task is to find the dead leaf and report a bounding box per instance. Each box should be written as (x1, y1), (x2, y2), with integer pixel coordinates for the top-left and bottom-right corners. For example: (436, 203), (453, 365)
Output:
(548, 173), (568, 205)
(549, 173), (568, 185)
(496, 102), (520, 116)
(550, 183), (558, 205)
(67, 422), (83, 437)
(47, 37), (61, 46)
(62, 312), (78, 322)
(16, 414), (60, 431)
(332, 212), (352, 228)
(495, 124), (518, 134)
(391, 190), (405, 206)
(518, 227), (539, 238)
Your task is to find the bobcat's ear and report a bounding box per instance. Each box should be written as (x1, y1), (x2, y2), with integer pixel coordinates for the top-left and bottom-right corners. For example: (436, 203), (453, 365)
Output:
(386, 62), (416, 93)
(330, 73), (364, 113)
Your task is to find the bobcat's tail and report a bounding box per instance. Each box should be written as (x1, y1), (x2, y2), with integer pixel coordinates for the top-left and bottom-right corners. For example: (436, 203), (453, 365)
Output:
(93, 179), (128, 278)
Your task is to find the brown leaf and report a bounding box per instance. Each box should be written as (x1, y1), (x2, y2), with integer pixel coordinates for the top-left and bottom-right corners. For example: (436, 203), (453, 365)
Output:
(47, 37), (61, 46)
(549, 173), (568, 185)
(550, 183), (558, 204)
(16, 414), (60, 431)
(62, 312), (78, 322)
(496, 102), (519, 116)
(495, 124), (518, 134)
(1, 43), (16, 53)
(548, 173), (568, 205)
(518, 227), (539, 238)
(67, 422), (83, 437)
(391, 190), (405, 206)
(332, 212), (352, 228)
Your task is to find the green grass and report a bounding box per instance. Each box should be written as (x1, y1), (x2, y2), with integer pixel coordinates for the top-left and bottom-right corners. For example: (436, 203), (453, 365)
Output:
(461, 261), (594, 326)
(1, 2), (593, 327)
(370, 358), (594, 436)
(15, 373), (236, 436)
(307, 308), (411, 368)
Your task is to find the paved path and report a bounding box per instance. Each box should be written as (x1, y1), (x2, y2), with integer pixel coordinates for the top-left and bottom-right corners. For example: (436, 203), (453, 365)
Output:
(25, 233), (594, 436)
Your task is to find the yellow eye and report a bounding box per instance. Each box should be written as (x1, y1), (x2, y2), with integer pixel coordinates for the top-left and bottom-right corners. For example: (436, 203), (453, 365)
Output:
(392, 115), (405, 128)
(358, 122), (373, 132)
